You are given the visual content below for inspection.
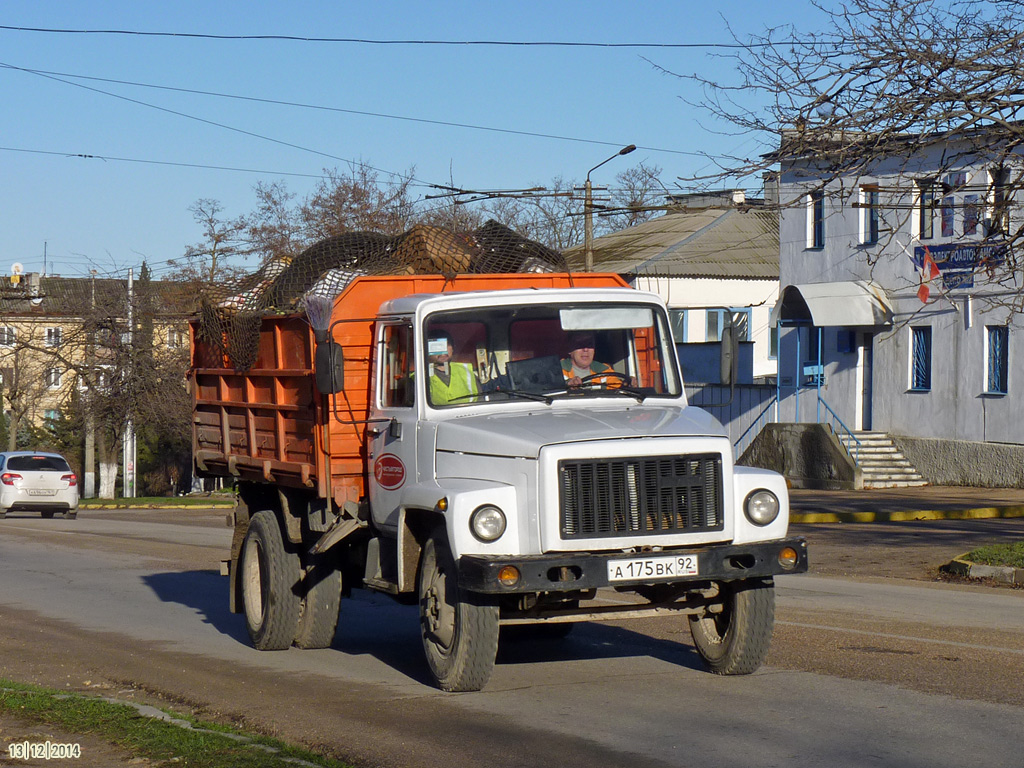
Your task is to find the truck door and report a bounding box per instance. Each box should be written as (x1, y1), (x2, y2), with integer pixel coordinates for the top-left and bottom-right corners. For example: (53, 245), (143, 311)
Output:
(367, 321), (417, 527)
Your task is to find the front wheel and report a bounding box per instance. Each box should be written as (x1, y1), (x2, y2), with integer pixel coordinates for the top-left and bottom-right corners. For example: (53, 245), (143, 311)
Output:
(689, 578), (775, 675)
(240, 510), (301, 650)
(418, 527), (499, 692)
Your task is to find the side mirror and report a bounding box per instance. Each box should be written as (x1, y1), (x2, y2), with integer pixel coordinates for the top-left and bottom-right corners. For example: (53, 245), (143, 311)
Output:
(315, 341), (345, 394)
(719, 326), (738, 386)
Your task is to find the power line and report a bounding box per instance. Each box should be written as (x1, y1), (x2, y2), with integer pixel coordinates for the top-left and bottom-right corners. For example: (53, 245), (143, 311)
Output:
(1, 62), (701, 158)
(0, 25), (820, 48)
(0, 145), (332, 179)
(0, 61), (437, 189)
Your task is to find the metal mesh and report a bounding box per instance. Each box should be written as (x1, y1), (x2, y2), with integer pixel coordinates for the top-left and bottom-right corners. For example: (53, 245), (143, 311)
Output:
(195, 221), (567, 370)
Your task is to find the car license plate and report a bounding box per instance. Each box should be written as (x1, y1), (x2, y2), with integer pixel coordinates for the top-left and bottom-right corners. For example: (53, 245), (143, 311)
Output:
(28, 489), (56, 496)
(607, 554), (699, 582)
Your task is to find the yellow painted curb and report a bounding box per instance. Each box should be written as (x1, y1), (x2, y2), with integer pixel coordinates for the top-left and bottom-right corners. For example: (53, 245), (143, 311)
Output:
(791, 505), (1024, 524)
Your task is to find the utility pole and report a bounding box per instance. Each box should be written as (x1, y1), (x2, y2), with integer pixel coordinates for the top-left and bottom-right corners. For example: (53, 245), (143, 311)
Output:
(84, 270), (96, 498)
(122, 268), (136, 498)
(584, 144), (636, 272)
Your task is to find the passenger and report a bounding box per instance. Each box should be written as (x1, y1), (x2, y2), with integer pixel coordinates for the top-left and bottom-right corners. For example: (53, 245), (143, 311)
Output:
(560, 331), (622, 388)
(427, 332), (479, 405)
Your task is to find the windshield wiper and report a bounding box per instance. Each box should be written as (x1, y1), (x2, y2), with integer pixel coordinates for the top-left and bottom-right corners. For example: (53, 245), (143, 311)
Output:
(446, 389), (555, 405)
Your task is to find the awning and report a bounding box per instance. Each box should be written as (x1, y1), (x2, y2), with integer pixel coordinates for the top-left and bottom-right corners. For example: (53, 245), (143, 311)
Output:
(770, 280), (893, 327)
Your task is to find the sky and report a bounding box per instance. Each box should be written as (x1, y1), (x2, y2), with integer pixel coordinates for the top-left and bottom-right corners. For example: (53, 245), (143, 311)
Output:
(2, 1), (832, 281)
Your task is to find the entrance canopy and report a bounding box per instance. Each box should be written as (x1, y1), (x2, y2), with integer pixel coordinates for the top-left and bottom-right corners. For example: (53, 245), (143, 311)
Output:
(770, 280), (893, 327)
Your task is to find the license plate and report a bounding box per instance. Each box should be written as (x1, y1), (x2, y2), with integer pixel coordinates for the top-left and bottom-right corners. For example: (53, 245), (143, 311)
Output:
(607, 554), (699, 582)
(28, 489), (56, 496)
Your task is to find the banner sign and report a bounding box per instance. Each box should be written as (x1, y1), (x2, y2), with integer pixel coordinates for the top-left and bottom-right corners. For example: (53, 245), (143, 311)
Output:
(912, 242), (1007, 290)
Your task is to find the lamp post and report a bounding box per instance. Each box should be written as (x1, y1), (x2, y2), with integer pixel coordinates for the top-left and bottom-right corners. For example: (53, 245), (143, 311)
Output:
(584, 144), (636, 272)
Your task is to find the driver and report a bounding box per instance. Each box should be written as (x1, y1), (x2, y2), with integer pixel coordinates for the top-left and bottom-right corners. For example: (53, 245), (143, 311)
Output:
(561, 331), (621, 388)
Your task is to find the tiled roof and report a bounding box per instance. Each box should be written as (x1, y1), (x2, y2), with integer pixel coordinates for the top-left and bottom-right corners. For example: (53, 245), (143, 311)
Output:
(564, 207), (779, 279)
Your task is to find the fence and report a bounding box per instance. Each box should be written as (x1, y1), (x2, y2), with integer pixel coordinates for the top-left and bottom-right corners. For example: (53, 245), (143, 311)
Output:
(685, 383), (777, 460)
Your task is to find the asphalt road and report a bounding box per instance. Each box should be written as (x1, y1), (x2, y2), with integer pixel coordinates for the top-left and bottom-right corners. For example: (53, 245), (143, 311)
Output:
(1, 508), (1023, 768)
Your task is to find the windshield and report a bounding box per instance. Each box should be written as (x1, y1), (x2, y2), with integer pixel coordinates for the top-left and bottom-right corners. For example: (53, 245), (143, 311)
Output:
(423, 301), (681, 407)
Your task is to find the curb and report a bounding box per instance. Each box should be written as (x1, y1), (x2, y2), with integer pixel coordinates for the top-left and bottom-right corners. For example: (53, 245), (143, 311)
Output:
(940, 555), (1024, 585)
(790, 504), (1024, 525)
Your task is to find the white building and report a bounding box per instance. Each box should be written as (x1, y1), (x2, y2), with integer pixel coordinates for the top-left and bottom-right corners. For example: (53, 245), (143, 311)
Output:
(773, 128), (1024, 485)
(564, 191), (780, 382)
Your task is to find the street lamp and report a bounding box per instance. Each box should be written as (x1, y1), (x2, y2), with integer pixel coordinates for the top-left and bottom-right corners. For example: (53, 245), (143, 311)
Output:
(584, 144), (636, 272)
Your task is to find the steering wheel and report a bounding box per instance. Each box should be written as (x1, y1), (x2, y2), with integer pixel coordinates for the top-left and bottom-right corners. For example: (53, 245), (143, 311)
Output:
(579, 371), (630, 387)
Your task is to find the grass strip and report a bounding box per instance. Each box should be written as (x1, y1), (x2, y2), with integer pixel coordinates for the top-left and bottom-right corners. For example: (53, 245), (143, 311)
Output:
(79, 495), (234, 508)
(1, 679), (350, 768)
(964, 540), (1024, 569)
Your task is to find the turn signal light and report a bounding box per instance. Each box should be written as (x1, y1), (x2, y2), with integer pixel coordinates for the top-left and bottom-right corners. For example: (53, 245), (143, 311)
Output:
(778, 547), (799, 569)
(498, 565), (521, 587)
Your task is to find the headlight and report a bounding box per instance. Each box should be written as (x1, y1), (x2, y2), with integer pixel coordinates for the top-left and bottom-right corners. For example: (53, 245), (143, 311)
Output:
(470, 504), (507, 542)
(744, 489), (780, 526)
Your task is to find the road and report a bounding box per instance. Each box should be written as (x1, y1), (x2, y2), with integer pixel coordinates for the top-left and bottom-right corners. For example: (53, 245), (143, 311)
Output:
(1, 508), (1023, 768)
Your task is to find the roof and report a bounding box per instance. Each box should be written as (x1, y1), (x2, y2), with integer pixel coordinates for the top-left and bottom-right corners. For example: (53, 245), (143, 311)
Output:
(563, 207), (779, 279)
(0, 275), (198, 319)
(769, 281), (894, 327)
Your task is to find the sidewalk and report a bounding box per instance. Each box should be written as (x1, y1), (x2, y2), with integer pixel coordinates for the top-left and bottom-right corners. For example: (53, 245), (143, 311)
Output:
(789, 485), (1024, 524)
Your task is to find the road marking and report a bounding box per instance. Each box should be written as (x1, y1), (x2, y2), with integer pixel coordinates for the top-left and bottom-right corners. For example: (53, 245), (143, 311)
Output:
(777, 620), (1024, 656)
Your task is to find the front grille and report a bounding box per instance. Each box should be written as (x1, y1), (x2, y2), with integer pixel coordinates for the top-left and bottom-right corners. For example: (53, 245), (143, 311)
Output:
(559, 454), (724, 539)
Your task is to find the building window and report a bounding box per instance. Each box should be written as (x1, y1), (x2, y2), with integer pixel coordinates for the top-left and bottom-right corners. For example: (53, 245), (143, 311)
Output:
(918, 180), (935, 239)
(45, 368), (62, 389)
(769, 325), (779, 360)
(45, 327), (62, 347)
(860, 185), (880, 244)
(167, 328), (185, 349)
(807, 189), (825, 249)
(44, 409), (60, 422)
(668, 309), (686, 342)
(706, 309), (750, 343)
(910, 327), (932, 391)
(963, 194), (980, 236)
(0, 326), (14, 347)
(989, 166), (1011, 236)
(986, 325), (1009, 395)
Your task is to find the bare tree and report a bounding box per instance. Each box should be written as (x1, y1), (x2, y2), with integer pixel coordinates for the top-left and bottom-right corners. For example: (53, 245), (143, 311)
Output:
(169, 199), (250, 283)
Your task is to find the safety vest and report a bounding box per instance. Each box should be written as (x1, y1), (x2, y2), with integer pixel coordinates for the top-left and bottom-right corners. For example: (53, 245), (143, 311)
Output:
(430, 362), (479, 405)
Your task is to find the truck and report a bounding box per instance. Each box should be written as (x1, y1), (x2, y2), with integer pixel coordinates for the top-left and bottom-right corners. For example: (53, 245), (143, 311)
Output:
(190, 271), (807, 691)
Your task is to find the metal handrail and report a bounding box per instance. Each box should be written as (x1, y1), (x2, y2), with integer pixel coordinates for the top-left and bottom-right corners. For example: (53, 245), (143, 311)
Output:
(733, 395), (778, 460)
(816, 394), (861, 464)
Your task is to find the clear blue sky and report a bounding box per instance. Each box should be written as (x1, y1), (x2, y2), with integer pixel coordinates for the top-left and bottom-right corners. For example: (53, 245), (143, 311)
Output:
(2, 1), (830, 280)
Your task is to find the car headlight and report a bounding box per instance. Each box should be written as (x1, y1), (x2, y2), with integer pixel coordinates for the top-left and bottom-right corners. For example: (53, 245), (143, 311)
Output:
(470, 504), (507, 542)
(744, 489), (780, 526)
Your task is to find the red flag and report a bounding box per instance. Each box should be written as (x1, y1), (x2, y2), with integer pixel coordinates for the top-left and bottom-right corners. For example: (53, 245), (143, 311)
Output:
(918, 246), (939, 303)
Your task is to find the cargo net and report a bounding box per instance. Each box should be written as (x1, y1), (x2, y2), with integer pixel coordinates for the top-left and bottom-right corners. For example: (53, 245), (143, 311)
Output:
(197, 220), (567, 370)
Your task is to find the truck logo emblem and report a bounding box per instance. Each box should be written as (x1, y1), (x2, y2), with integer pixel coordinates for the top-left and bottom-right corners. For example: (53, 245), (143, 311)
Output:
(374, 454), (406, 490)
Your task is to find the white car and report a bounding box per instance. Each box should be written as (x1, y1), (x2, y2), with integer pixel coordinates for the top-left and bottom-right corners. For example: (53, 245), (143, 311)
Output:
(0, 451), (79, 519)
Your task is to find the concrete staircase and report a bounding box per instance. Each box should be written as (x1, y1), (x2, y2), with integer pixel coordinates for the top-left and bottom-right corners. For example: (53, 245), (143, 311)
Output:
(837, 431), (928, 489)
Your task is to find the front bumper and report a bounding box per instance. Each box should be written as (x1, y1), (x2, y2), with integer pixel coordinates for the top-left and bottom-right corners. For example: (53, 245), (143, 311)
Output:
(458, 537), (808, 594)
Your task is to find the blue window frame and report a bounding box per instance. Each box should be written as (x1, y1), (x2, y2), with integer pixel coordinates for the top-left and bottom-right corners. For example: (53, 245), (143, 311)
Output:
(668, 309), (687, 343)
(861, 186), (879, 244)
(987, 325), (1009, 395)
(706, 308), (750, 343)
(911, 327), (932, 391)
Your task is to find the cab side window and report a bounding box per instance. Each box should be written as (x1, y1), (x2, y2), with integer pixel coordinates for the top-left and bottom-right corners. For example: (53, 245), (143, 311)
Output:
(381, 324), (414, 408)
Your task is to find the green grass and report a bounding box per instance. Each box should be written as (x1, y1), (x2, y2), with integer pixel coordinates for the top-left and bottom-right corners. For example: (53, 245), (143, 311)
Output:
(79, 495), (234, 508)
(0, 679), (350, 767)
(964, 540), (1024, 569)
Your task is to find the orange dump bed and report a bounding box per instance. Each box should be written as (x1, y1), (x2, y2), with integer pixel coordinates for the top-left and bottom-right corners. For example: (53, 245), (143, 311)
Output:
(191, 273), (628, 506)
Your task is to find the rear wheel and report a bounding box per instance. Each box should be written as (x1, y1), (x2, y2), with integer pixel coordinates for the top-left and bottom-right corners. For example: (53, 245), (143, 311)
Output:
(40, 511), (55, 519)
(689, 578), (775, 675)
(293, 562), (342, 649)
(418, 527), (499, 691)
(240, 510), (301, 650)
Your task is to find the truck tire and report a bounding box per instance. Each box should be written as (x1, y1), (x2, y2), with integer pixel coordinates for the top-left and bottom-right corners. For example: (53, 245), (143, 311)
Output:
(418, 527), (500, 692)
(240, 510), (301, 651)
(293, 563), (342, 650)
(689, 578), (775, 675)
